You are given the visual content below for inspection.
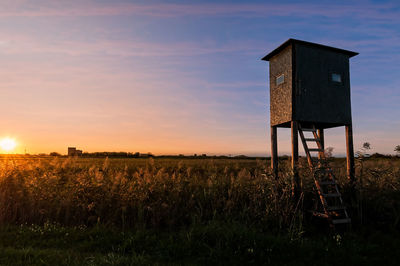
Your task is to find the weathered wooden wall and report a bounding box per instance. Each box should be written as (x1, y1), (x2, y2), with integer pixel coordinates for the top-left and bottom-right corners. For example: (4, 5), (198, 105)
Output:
(269, 44), (292, 127)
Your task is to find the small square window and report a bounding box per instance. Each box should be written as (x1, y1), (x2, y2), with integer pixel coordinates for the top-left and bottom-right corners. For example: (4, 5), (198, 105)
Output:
(332, 73), (342, 83)
(276, 74), (284, 85)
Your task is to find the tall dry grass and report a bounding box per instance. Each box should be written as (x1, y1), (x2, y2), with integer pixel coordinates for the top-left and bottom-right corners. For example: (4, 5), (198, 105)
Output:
(0, 156), (398, 231)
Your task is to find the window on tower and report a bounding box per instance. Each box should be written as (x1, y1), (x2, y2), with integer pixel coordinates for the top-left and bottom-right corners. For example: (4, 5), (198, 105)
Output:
(331, 73), (342, 83)
(276, 74), (285, 85)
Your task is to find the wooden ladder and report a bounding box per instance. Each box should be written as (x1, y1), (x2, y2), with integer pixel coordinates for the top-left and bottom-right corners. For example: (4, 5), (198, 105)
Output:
(298, 124), (351, 226)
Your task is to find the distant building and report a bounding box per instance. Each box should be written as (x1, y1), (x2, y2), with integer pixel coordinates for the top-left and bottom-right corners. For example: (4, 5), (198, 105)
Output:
(68, 147), (82, 156)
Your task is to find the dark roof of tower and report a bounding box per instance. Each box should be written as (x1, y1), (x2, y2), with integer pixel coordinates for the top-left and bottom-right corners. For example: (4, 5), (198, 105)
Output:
(261, 39), (358, 61)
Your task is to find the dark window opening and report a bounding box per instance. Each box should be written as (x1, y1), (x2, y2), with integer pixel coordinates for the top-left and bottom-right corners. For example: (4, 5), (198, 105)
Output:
(331, 73), (342, 83)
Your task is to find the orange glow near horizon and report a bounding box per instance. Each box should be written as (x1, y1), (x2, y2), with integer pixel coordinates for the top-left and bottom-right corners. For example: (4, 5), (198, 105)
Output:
(0, 1), (398, 156)
(0, 138), (17, 153)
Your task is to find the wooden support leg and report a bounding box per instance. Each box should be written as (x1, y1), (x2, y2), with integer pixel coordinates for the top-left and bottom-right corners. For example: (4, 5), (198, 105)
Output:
(291, 121), (300, 200)
(271, 126), (278, 179)
(318, 128), (324, 160)
(345, 124), (355, 185)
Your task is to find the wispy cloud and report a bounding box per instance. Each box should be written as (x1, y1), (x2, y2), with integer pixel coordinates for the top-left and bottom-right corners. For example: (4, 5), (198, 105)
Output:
(0, 1), (398, 22)
(0, 0), (398, 154)
(0, 31), (267, 58)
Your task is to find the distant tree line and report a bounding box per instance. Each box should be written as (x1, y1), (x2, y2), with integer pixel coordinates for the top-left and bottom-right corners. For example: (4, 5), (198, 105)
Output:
(81, 152), (154, 158)
(157, 154), (255, 159)
(49, 152), (154, 158)
(44, 144), (400, 158)
(46, 152), (262, 159)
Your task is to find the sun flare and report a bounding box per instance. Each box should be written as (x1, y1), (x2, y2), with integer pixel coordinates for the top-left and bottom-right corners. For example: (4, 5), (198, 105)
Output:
(0, 138), (17, 152)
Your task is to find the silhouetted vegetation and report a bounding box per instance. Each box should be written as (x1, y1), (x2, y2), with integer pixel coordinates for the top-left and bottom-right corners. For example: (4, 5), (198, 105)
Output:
(395, 145), (400, 156)
(0, 156), (399, 264)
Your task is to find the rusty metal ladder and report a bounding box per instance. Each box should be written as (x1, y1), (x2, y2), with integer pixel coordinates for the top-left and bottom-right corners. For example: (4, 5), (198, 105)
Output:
(298, 124), (351, 226)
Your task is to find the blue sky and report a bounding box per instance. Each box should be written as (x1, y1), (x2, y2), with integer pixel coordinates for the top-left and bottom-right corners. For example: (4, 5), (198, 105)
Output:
(0, 0), (399, 156)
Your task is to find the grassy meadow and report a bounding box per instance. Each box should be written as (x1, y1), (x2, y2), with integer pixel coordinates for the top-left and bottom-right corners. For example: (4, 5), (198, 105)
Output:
(0, 155), (399, 265)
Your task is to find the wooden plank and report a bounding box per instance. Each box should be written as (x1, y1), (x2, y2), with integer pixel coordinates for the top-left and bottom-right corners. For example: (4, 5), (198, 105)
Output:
(345, 125), (355, 184)
(312, 212), (329, 218)
(312, 130), (324, 160)
(291, 121), (300, 200)
(300, 128), (316, 132)
(313, 180), (330, 215)
(298, 128), (313, 169)
(305, 138), (319, 141)
(317, 129), (324, 160)
(318, 129), (325, 149)
(271, 126), (278, 179)
(309, 148), (324, 152)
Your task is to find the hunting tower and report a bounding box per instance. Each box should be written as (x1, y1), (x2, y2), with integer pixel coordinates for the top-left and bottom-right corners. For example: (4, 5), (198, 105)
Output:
(262, 39), (358, 226)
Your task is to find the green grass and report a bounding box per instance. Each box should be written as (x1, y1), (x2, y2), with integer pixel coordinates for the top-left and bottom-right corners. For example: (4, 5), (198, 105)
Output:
(0, 222), (399, 265)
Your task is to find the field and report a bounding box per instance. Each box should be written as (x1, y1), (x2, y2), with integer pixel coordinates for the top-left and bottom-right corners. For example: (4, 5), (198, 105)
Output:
(0, 155), (399, 265)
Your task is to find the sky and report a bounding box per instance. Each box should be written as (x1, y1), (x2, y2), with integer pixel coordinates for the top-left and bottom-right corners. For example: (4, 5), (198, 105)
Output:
(0, 0), (399, 156)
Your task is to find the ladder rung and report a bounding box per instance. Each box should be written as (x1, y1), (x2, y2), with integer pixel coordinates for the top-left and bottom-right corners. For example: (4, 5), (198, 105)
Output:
(318, 180), (336, 185)
(327, 205), (346, 211)
(309, 148), (324, 152)
(312, 212), (329, 218)
(332, 218), (351, 224)
(322, 193), (341, 198)
(301, 128), (316, 132)
(305, 138), (320, 141)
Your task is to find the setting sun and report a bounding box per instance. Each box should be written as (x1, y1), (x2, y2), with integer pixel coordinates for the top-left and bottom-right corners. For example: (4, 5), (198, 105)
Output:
(0, 138), (17, 152)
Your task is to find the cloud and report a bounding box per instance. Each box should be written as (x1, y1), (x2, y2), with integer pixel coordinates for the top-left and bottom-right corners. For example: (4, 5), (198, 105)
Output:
(0, 30), (269, 59)
(0, 1), (398, 22)
(0, 0), (398, 155)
